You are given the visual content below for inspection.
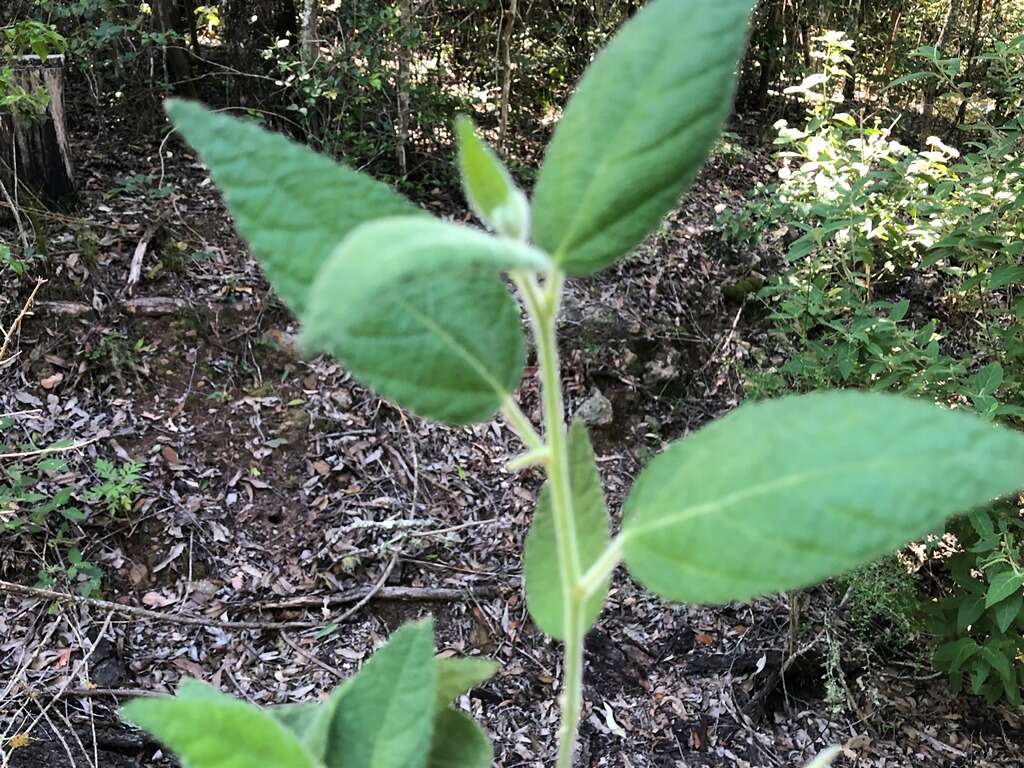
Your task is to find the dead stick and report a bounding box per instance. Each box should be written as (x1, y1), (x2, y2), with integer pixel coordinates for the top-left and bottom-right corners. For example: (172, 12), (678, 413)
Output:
(0, 277), (45, 364)
(0, 437), (99, 461)
(0, 579), (321, 630)
(258, 583), (502, 611)
(0, 579), (501, 631)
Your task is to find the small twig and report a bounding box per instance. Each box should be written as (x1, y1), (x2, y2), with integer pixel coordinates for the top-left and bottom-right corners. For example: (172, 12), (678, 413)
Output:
(331, 553), (398, 625)
(0, 277), (45, 364)
(0, 437), (99, 461)
(258, 583), (502, 611)
(0, 577), (500, 631)
(0, 175), (30, 254)
(33, 296), (191, 318)
(280, 632), (345, 679)
(0, 579), (319, 630)
(0, 408), (41, 419)
(125, 219), (163, 293)
(28, 613), (115, 738)
(57, 687), (165, 699)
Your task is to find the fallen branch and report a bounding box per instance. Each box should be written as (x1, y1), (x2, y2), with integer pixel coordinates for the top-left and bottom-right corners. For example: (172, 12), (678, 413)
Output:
(0, 437), (99, 461)
(257, 583), (502, 611)
(34, 296), (191, 318)
(0, 578), (502, 631)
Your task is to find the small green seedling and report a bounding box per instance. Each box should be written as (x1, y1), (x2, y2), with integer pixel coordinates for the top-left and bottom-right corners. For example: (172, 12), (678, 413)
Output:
(122, 1), (1024, 766)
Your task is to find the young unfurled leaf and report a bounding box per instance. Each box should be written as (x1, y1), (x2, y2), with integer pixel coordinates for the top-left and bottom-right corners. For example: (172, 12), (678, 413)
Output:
(531, 0), (755, 275)
(122, 689), (317, 768)
(303, 217), (549, 425)
(435, 657), (499, 711)
(524, 420), (610, 639)
(455, 116), (529, 240)
(326, 618), (436, 768)
(165, 99), (419, 315)
(621, 392), (1024, 605)
(427, 708), (493, 768)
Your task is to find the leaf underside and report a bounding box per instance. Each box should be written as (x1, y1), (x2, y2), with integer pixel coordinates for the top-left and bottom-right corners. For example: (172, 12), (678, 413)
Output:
(622, 392), (1024, 604)
(303, 217), (546, 425)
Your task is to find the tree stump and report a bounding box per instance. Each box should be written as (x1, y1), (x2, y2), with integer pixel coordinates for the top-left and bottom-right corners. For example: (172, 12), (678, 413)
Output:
(0, 54), (76, 210)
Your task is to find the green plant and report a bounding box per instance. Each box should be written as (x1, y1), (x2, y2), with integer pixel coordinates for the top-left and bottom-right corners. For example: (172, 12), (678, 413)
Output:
(0, 425), (132, 596)
(722, 29), (1024, 703)
(84, 457), (142, 515)
(1, 19), (66, 60)
(119, 2), (1024, 766)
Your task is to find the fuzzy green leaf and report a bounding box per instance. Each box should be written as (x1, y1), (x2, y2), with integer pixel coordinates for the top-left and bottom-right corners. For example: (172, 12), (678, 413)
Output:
(621, 392), (1024, 604)
(435, 657), (499, 711)
(121, 692), (317, 768)
(531, 0), (754, 275)
(165, 99), (419, 315)
(524, 420), (611, 639)
(303, 217), (549, 424)
(270, 689), (346, 760)
(326, 619), (437, 768)
(427, 708), (493, 768)
(455, 116), (529, 240)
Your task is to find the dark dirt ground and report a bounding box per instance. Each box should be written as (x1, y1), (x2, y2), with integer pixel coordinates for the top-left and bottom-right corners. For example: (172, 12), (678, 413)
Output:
(2, 99), (1023, 768)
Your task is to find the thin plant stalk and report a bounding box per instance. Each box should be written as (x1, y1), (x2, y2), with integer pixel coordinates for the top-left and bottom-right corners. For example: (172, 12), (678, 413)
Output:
(515, 269), (586, 768)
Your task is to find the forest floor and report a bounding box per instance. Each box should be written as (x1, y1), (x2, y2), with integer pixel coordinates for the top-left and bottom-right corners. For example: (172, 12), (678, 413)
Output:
(1, 105), (1023, 768)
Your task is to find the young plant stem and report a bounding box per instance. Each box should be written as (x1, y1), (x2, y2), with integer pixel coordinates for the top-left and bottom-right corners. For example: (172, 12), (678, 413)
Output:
(515, 269), (585, 768)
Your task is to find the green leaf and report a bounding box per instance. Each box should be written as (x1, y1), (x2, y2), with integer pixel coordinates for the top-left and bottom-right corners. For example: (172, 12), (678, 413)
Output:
(994, 592), (1023, 633)
(620, 392), (1024, 604)
(175, 678), (232, 701)
(985, 570), (1023, 608)
(933, 637), (980, 675)
(435, 657), (499, 711)
(121, 693), (317, 768)
(979, 640), (1021, 705)
(956, 594), (985, 632)
(165, 99), (419, 315)
(988, 265), (1024, 290)
(303, 217), (548, 424)
(455, 116), (529, 240)
(427, 708), (493, 768)
(270, 690), (345, 760)
(327, 619), (437, 768)
(523, 420), (611, 639)
(531, 0), (754, 275)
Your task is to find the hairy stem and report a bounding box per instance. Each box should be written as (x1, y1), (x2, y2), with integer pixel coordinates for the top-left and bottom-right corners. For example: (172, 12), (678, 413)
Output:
(578, 534), (623, 598)
(516, 269), (584, 768)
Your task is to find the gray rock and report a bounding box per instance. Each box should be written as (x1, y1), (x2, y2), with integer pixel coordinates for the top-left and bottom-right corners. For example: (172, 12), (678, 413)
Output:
(575, 387), (613, 427)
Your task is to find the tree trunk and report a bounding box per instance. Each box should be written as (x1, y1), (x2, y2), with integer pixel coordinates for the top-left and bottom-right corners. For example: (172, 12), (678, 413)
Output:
(843, 0), (864, 102)
(395, 0), (413, 177)
(301, 0), (318, 64)
(922, 0), (962, 126)
(952, 0), (986, 132)
(0, 55), (76, 210)
(498, 0), (518, 152)
(153, 0), (196, 97)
